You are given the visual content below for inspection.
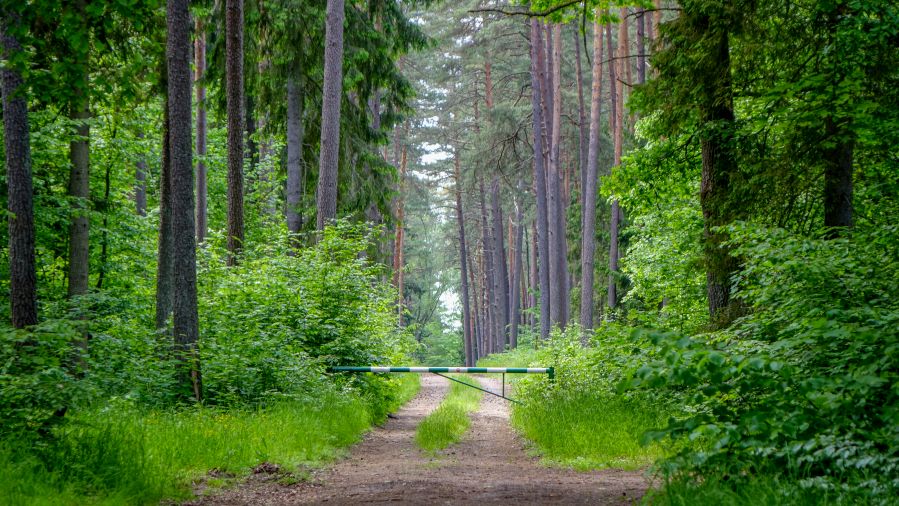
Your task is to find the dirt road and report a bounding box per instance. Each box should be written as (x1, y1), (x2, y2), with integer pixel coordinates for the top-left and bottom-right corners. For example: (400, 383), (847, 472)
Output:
(190, 374), (649, 505)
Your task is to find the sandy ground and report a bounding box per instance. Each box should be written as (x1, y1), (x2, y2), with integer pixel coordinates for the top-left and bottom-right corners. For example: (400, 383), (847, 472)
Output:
(187, 374), (649, 505)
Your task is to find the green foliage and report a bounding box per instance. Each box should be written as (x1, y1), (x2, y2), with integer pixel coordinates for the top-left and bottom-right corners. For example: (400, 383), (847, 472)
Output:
(0, 320), (88, 436)
(415, 376), (482, 452)
(629, 223), (899, 502)
(489, 326), (674, 470)
(0, 386), (416, 505)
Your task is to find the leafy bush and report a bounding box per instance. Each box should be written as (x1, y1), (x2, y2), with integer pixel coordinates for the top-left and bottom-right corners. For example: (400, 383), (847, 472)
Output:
(630, 223), (899, 502)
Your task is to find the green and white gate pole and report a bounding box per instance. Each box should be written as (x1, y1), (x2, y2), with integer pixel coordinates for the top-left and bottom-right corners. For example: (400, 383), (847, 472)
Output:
(327, 366), (555, 404)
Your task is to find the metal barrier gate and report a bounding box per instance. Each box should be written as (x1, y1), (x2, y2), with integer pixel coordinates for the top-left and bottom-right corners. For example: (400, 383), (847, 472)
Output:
(328, 366), (554, 404)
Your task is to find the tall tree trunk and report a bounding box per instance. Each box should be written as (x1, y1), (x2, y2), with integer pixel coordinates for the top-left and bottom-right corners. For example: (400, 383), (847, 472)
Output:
(468, 245), (482, 361)
(608, 22), (622, 310)
(226, 0), (245, 264)
(697, 24), (738, 322)
(393, 145), (407, 325)
(530, 19), (552, 342)
(528, 221), (538, 331)
(484, 59), (494, 110)
(96, 128), (112, 290)
(490, 177), (509, 351)
(479, 180), (496, 354)
(653, 0), (662, 41)
(509, 196), (523, 349)
(548, 23), (568, 328)
(155, 102), (173, 331)
(619, 8), (632, 99)
(135, 132), (147, 216)
(2, 16), (38, 328)
(195, 23), (208, 243)
(286, 74), (305, 241)
(245, 94), (257, 185)
(454, 150), (473, 366)
(167, 0), (201, 402)
(580, 14), (604, 338)
(573, 25), (588, 214)
(316, 0), (345, 229)
(67, 66), (90, 299)
(823, 116), (854, 234)
(637, 8), (646, 85)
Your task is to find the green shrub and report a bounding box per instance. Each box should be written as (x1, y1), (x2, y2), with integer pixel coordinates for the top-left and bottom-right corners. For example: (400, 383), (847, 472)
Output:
(630, 223), (899, 502)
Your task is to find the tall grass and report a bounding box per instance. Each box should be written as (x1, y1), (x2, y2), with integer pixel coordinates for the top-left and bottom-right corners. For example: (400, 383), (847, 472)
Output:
(511, 391), (668, 470)
(415, 376), (482, 452)
(0, 374), (419, 505)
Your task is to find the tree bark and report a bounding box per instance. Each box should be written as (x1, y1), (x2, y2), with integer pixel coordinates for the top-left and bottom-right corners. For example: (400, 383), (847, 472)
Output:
(226, 0), (245, 264)
(479, 180), (496, 354)
(135, 132), (147, 216)
(393, 145), (407, 325)
(823, 116), (854, 233)
(2, 17), (38, 328)
(509, 196), (523, 349)
(286, 74), (305, 241)
(195, 22), (208, 243)
(530, 19), (552, 342)
(637, 8), (646, 85)
(528, 221), (538, 332)
(167, 0), (201, 402)
(67, 64), (90, 299)
(156, 102), (173, 331)
(490, 177), (509, 351)
(580, 14), (604, 338)
(316, 0), (345, 229)
(697, 25), (738, 322)
(549, 23), (568, 328)
(573, 24), (588, 214)
(454, 150), (473, 366)
(608, 22), (622, 310)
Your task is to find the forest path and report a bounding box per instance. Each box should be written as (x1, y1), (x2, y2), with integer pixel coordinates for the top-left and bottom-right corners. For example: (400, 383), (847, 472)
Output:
(188, 375), (648, 505)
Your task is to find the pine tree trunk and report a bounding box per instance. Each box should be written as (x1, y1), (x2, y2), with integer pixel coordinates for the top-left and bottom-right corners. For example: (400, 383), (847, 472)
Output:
(580, 15), (604, 338)
(607, 22), (622, 310)
(286, 74), (305, 240)
(528, 221), (538, 331)
(155, 101), (174, 331)
(67, 69), (90, 299)
(697, 24), (738, 322)
(530, 19), (552, 342)
(316, 0), (345, 229)
(637, 8), (646, 85)
(479, 180), (496, 354)
(573, 25), (588, 214)
(394, 145), (407, 325)
(454, 150), (473, 366)
(2, 16), (38, 328)
(195, 23), (208, 243)
(491, 177), (509, 351)
(167, 0), (201, 402)
(823, 116), (854, 234)
(547, 23), (567, 329)
(135, 132), (147, 216)
(509, 196), (523, 349)
(226, 0), (245, 264)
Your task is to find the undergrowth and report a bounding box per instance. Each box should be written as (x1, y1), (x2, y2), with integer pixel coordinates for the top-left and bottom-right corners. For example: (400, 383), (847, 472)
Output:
(0, 374), (419, 505)
(415, 375), (482, 452)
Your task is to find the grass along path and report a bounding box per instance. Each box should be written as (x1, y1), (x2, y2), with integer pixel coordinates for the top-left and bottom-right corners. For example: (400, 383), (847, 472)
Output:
(195, 374), (648, 505)
(415, 375), (483, 452)
(1, 375), (420, 505)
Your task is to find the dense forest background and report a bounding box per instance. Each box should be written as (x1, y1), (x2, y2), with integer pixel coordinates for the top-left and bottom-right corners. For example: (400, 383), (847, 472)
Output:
(1, 0), (898, 504)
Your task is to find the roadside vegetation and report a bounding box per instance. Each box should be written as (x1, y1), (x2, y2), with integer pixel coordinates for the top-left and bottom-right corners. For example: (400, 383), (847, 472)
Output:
(415, 376), (483, 452)
(1, 227), (420, 505)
